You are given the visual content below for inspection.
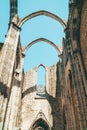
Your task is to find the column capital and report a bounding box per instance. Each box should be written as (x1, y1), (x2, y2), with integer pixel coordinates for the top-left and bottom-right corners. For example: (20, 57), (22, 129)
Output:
(10, 22), (21, 31)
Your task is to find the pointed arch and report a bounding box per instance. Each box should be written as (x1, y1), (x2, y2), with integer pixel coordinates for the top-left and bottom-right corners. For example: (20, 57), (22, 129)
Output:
(30, 118), (50, 130)
(18, 10), (66, 28)
(37, 64), (46, 70)
(23, 38), (62, 54)
(29, 111), (51, 130)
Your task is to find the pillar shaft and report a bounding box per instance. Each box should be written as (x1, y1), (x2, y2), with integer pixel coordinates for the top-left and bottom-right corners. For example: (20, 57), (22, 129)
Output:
(10, 0), (18, 22)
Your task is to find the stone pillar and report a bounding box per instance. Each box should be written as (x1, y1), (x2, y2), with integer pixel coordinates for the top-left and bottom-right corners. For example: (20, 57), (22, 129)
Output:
(0, 15), (21, 130)
(10, 0), (18, 22)
(0, 97), (7, 129)
(3, 52), (25, 130)
(0, 15), (21, 87)
(3, 80), (21, 130)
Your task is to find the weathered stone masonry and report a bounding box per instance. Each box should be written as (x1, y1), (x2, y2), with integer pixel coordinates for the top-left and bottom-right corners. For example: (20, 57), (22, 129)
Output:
(0, 0), (87, 130)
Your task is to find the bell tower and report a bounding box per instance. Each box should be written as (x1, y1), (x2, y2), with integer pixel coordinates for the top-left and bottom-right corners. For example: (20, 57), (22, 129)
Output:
(10, 0), (18, 22)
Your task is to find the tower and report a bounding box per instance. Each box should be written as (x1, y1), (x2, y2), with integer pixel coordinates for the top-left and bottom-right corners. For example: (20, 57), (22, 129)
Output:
(10, 0), (18, 22)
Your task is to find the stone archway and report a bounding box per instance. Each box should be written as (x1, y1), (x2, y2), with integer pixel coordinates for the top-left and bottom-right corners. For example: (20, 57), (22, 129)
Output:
(18, 10), (66, 28)
(37, 64), (46, 70)
(2, 9), (66, 82)
(30, 118), (50, 130)
(23, 38), (62, 55)
(1, 9), (66, 86)
(29, 111), (51, 130)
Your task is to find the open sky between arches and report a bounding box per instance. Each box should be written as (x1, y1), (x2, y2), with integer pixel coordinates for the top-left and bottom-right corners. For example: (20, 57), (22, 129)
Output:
(0, 0), (68, 72)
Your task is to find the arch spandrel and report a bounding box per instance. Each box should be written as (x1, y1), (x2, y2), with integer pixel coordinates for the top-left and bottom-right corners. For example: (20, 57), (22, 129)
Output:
(22, 38), (62, 55)
(18, 10), (66, 28)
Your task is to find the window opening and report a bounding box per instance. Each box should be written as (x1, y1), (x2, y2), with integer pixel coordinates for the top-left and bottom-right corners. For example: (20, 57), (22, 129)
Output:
(36, 65), (46, 97)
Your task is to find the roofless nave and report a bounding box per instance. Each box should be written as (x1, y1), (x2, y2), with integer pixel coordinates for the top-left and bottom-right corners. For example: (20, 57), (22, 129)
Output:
(0, 0), (87, 130)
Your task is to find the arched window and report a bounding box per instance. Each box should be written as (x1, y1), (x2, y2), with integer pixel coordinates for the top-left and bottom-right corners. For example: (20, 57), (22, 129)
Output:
(36, 64), (46, 97)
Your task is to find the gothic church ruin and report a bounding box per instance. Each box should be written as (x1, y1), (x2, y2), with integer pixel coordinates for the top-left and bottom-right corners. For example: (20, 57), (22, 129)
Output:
(0, 0), (87, 130)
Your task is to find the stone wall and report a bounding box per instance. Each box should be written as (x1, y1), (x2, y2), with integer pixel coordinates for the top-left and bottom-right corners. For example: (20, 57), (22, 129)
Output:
(62, 1), (87, 129)
(20, 64), (63, 130)
(0, 1), (87, 130)
(80, 0), (87, 74)
(64, 59), (77, 130)
(21, 67), (52, 130)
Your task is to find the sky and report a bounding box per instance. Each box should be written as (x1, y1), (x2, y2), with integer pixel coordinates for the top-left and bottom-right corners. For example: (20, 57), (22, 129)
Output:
(0, 0), (69, 85)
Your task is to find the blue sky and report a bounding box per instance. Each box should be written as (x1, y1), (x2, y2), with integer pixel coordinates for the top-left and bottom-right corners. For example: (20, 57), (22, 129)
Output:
(0, 0), (69, 84)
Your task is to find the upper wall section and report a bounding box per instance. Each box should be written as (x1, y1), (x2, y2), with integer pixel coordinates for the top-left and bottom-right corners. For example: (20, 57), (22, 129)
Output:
(46, 64), (57, 98)
(22, 64), (58, 97)
(22, 67), (37, 93)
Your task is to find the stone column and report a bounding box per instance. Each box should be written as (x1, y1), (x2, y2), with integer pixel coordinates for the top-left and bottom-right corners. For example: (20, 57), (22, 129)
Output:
(10, 0), (18, 22)
(0, 15), (21, 87)
(0, 97), (7, 129)
(3, 52), (25, 130)
(3, 81), (21, 130)
(0, 15), (21, 130)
